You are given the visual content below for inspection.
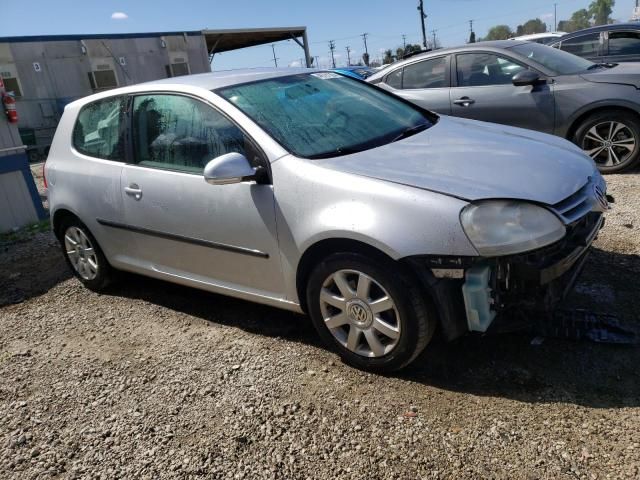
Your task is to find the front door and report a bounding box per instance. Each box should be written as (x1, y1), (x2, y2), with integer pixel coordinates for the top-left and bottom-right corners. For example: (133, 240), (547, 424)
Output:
(120, 93), (284, 297)
(450, 52), (555, 134)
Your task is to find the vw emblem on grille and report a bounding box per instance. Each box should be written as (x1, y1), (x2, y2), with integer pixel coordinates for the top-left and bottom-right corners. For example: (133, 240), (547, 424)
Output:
(593, 183), (608, 210)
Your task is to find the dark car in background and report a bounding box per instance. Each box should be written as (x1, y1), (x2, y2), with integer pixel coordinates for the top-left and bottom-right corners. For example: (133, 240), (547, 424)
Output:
(550, 23), (640, 64)
(368, 41), (640, 172)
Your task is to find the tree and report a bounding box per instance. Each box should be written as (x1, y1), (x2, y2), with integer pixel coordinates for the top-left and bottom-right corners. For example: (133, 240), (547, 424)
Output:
(589, 0), (615, 26)
(469, 31), (476, 43)
(557, 9), (593, 32)
(515, 18), (547, 36)
(362, 53), (370, 66)
(383, 49), (395, 64)
(396, 47), (405, 60)
(485, 25), (514, 40)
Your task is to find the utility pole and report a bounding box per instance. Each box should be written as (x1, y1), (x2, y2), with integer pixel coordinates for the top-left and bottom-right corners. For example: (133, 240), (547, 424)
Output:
(468, 19), (476, 44)
(361, 33), (369, 66)
(431, 30), (437, 49)
(329, 40), (336, 68)
(402, 34), (407, 50)
(554, 3), (557, 31)
(346, 46), (351, 66)
(314, 56), (320, 68)
(417, 0), (428, 49)
(271, 44), (278, 68)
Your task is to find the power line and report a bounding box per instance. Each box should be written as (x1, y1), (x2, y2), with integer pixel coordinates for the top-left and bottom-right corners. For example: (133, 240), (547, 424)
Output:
(271, 44), (278, 68)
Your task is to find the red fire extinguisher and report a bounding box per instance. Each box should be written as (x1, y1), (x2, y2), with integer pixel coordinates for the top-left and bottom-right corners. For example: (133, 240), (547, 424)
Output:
(2, 91), (18, 123)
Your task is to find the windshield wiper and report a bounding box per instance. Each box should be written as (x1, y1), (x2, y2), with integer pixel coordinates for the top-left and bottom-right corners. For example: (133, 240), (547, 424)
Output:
(392, 123), (431, 142)
(587, 62), (617, 70)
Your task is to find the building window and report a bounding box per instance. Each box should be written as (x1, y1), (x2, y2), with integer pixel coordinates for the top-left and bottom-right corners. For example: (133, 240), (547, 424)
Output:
(87, 70), (118, 90)
(166, 62), (190, 77)
(3, 77), (22, 97)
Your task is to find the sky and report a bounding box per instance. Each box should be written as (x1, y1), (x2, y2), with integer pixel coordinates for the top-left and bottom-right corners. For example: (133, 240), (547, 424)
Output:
(3, 0), (636, 69)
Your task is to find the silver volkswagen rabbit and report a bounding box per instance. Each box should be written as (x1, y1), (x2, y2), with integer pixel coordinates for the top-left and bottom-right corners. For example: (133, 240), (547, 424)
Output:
(45, 69), (608, 372)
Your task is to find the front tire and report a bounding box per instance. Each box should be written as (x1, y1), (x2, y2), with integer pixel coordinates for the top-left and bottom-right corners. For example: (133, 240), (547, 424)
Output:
(58, 218), (115, 292)
(575, 110), (640, 173)
(306, 252), (435, 372)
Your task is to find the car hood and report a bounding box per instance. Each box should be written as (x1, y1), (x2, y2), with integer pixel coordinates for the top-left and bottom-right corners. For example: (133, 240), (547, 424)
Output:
(580, 62), (640, 88)
(317, 116), (595, 205)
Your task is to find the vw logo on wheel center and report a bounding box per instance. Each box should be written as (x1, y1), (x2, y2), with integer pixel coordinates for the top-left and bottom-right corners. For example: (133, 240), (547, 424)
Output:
(347, 300), (373, 327)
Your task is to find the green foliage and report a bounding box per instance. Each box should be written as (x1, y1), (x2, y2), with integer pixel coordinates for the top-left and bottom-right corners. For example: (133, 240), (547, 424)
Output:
(485, 25), (514, 40)
(0, 219), (50, 245)
(469, 31), (476, 43)
(516, 18), (547, 36)
(383, 49), (395, 64)
(561, 9), (593, 32)
(362, 52), (370, 66)
(589, 0), (615, 26)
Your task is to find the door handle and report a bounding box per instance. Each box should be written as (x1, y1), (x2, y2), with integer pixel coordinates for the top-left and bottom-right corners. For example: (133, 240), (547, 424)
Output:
(453, 97), (475, 107)
(124, 184), (143, 200)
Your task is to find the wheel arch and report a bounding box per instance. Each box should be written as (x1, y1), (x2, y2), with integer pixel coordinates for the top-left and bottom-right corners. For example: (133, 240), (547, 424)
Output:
(51, 207), (83, 239)
(295, 238), (404, 313)
(565, 103), (640, 142)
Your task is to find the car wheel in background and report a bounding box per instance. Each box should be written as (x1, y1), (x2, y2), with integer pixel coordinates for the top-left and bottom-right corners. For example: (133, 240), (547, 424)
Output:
(58, 218), (115, 292)
(306, 252), (435, 372)
(575, 110), (640, 173)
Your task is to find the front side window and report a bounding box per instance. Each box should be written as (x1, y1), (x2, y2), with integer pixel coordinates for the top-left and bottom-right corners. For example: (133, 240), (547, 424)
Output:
(456, 53), (525, 87)
(508, 42), (594, 75)
(608, 31), (640, 56)
(402, 57), (447, 89)
(560, 33), (601, 57)
(132, 94), (252, 174)
(72, 96), (126, 160)
(217, 73), (433, 159)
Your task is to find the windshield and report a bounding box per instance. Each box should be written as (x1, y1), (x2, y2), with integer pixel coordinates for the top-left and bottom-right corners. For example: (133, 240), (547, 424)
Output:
(508, 42), (595, 75)
(216, 73), (433, 159)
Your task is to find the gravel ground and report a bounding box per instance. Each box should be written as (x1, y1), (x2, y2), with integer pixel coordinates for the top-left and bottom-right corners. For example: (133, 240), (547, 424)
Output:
(1, 171), (639, 479)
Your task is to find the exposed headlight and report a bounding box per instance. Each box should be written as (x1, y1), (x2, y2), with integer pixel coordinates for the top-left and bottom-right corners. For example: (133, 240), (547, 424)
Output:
(460, 201), (566, 256)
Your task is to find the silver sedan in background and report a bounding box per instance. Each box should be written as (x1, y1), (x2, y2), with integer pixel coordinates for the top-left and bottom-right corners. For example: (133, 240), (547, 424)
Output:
(368, 41), (640, 173)
(46, 69), (607, 372)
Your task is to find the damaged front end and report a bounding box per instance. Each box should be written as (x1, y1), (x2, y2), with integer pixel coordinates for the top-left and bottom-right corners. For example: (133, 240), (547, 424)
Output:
(407, 211), (606, 341)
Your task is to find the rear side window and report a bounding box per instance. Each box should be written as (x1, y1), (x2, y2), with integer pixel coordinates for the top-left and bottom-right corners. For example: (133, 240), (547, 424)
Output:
(560, 33), (601, 57)
(402, 57), (447, 89)
(385, 69), (403, 89)
(608, 31), (640, 56)
(72, 96), (126, 160)
(131, 94), (251, 174)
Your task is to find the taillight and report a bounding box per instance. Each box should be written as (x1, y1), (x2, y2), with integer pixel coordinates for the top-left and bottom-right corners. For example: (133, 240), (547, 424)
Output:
(42, 161), (48, 189)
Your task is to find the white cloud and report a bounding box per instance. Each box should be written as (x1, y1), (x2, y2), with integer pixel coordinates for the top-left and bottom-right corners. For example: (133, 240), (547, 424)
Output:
(288, 60), (301, 67)
(111, 12), (129, 20)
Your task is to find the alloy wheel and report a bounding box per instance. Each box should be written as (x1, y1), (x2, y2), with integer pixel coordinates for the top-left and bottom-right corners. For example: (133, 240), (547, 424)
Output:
(582, 121), (636, 168)
(319, 269), (401, 358)
(64, 226), (99, 281)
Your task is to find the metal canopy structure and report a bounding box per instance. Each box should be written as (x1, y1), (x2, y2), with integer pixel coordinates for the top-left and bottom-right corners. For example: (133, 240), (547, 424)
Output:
(202, 27), (311, 67)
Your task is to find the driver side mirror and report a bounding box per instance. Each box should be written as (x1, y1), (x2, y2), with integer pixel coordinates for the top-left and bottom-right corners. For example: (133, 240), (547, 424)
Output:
(512, 70), (542, 87)
(204, 152), (258, 185)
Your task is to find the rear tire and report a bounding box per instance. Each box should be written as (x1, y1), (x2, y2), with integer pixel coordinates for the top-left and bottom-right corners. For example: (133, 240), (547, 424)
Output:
(306, 252), (435, 373)
(574, 110), (640, 173)
(57, 217), (115, 292)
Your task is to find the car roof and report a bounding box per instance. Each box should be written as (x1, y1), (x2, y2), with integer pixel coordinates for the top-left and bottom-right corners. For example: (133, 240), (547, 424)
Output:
(366, 41), (528, 80)
(64, 68), (317, 109)
(511, 32), (565, 40)
(559, 22), (640, 39)
(140, 67), (314, 90)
